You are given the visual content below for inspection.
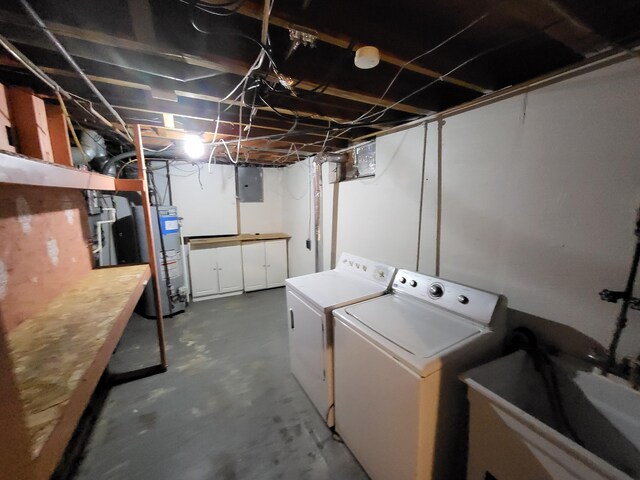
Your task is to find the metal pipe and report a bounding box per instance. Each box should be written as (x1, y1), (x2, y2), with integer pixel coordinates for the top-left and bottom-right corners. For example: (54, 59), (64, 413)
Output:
(92, 208), (116, 255)
(606, 206), (640, 368)
(18, 0), (133, 141)
(0, 33), (68, 98)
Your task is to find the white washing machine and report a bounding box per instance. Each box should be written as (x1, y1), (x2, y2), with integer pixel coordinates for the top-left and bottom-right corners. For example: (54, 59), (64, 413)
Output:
(333, 269), (507, 480)
(286, 253), (395, 426)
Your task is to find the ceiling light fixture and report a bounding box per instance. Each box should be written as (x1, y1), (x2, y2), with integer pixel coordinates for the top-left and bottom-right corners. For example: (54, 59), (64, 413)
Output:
(354, 46), (380, 69)
(286, 26), (318, 59)
(184, 134), (205, 159)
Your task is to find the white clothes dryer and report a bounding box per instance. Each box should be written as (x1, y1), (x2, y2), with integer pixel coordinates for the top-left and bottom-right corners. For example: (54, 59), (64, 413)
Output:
(286, 253), (395, 426)
(333, 269), (507, 480)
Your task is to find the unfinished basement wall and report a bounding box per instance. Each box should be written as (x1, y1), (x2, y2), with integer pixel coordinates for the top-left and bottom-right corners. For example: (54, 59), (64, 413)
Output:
(238, 167), (284, 234)
(419, 58), (640, 357)
(334, 124), (427, 270)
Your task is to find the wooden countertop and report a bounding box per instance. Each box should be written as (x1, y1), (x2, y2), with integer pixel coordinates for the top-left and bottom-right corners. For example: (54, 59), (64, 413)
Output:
(189, 233), (291, 248)
(8, 264), (150, 474)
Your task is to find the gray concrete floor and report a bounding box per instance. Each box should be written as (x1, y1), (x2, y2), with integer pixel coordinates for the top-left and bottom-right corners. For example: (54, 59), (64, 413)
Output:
(74, 288), (368, 480)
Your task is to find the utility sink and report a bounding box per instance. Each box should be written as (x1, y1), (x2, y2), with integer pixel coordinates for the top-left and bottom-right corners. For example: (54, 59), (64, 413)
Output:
(463, 350), (640, 480)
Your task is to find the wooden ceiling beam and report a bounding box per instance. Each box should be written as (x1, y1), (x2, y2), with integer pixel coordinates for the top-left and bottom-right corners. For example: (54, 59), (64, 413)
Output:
(501, 1), (606, 57)
(0, 56), (359, 125)
(227, 0), (491, 94)
(0, 9), (426, 115)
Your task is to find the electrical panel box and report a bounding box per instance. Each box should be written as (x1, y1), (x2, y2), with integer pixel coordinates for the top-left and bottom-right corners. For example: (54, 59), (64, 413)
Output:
(237, 167), (264, 202)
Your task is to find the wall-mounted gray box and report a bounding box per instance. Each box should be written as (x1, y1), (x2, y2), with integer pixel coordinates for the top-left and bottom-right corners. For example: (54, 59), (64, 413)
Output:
(237, 167), (264, 202)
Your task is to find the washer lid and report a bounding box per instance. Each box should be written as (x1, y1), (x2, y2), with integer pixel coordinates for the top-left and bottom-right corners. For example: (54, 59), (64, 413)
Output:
(342, 295), (484, 375)
(286, 270), (389, 311)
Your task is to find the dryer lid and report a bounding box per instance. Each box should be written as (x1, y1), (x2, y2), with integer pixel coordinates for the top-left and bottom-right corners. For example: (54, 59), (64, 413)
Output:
(286, 270), (388, 311)
(343, 295), (484, 373)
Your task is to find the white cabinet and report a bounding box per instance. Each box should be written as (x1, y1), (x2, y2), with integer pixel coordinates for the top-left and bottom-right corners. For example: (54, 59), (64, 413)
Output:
(189, 245), (243, 300)
(241, 239), (288, 292)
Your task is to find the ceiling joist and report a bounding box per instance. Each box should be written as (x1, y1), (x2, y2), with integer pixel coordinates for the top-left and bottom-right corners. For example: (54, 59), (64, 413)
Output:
(0, 9), (427, 116)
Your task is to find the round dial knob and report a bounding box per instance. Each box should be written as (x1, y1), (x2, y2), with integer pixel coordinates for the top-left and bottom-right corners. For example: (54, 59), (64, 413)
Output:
(399, 277), (407, 284)
(409, 280), (417, 287)
(429, 283), (444, 298)
(458, 295), (469, 304)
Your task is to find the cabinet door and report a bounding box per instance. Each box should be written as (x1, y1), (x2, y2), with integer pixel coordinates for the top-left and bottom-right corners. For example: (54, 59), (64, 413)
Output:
(287, 289), (328, 417)
(241, 242), (267, 291)
(217, 245), (244, 293)
(265, 239), (288, 287)
(189, 247), (219, 297)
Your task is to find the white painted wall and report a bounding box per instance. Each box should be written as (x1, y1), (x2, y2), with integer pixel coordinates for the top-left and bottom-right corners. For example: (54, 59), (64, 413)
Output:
(169, 163), (237, 237)
(428, 59), (640, 357)
(335, 124), (426, 269)
(239, 167), (284, 234)
(283, 158), (315, 277)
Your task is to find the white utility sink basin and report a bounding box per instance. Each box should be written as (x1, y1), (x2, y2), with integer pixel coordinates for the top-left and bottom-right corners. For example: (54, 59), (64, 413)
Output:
(463, 350), (640, 480)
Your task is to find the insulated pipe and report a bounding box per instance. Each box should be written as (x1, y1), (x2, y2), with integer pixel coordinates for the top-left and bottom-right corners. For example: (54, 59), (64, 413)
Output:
(312, 156), (323, 272)
(18, 0), (133, 141)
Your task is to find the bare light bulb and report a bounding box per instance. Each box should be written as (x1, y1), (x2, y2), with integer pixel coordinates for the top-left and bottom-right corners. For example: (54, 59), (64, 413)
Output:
(184, 135), (205, 159)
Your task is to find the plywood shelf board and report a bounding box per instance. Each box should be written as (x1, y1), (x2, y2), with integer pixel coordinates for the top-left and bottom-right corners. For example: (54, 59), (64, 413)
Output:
(7, 265), (150, 463)
(0, 151), (118, 191)
(189, 233), (291, 249)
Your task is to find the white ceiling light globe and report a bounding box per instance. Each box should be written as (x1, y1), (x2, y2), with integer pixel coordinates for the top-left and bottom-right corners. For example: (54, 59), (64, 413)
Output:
(184, 135), (205, 159)
(355, 46), (380, 69)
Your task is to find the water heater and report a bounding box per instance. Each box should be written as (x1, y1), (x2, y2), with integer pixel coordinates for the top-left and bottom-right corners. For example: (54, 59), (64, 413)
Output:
(134, 205), (187, 317)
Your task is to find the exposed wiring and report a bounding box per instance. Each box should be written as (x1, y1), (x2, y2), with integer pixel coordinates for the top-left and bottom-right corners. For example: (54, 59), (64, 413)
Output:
(178, 0), (247, 16)
(0, 33), (129, 146)
(207, 102), (222, 172)
(353, 18), (567, 124)
(188, 3), (280, 72)
(350, 6), (496, 123)
(17, 0), (133, 141)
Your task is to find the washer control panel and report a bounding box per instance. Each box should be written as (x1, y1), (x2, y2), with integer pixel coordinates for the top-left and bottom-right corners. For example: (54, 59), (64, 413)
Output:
(392, 269), (500, 326)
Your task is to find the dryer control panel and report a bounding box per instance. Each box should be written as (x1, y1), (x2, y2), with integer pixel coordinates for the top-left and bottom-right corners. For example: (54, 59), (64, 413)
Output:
(392, 269), (500, 326)
(336, 253), (396, 288)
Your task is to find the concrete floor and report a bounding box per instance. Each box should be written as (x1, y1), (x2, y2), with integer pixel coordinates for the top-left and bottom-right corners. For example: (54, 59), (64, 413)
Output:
(74, 288), (368, 480)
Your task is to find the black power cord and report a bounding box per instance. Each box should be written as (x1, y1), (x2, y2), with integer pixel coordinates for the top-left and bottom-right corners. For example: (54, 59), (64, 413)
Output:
(506, 327), (584, 447)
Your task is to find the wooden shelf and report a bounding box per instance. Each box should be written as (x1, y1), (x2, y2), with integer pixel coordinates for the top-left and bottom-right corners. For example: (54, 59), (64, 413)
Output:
(0, 150), (118, 191)
(190, 233), (291, 249)
(7, 265), (150, 479)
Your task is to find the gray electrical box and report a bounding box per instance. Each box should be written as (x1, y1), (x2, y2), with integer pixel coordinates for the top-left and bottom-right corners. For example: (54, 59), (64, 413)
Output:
(134, 205), (187, 317)
(237, 167), (264, 202)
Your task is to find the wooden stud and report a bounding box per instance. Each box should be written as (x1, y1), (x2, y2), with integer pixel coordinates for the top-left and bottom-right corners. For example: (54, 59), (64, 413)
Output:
(44, 104), (73, 167)
(162, 113), (175, 129)
(133, 124), (168, 368)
